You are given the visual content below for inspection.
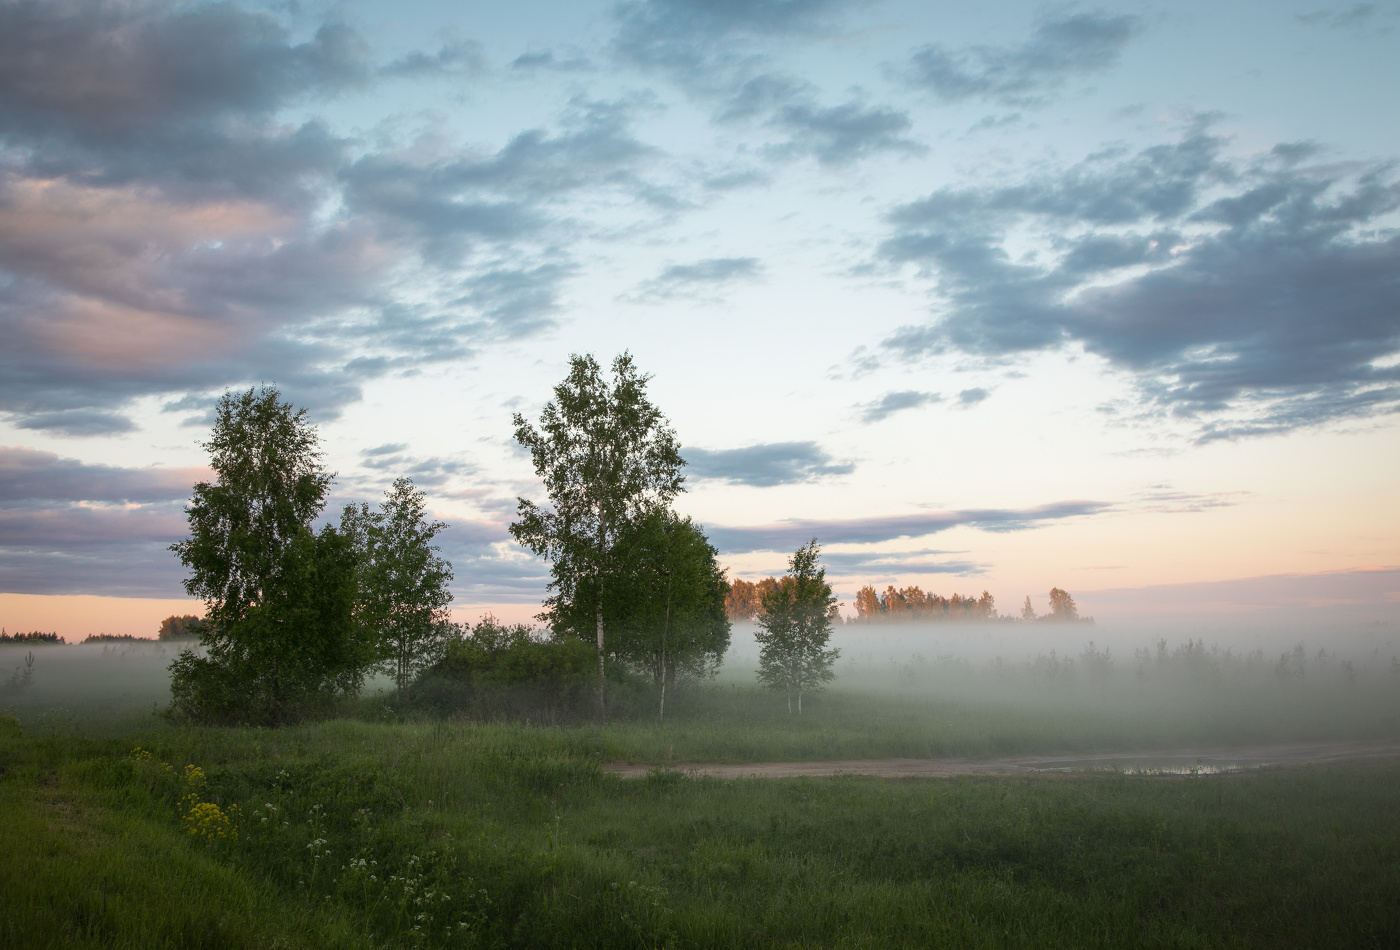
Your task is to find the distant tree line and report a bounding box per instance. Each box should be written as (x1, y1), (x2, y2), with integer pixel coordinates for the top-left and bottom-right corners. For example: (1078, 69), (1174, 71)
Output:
(851, 586), (998, 623)
(0, 630), (63, 643)
(837, 585), (1091, 624)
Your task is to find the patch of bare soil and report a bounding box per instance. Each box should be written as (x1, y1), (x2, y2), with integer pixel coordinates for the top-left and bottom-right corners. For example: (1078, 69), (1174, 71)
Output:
(603, 739), (1400, 780)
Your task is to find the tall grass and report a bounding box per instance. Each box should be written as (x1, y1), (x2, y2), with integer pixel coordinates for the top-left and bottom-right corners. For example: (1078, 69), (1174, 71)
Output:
(3, 713), (1399, 948)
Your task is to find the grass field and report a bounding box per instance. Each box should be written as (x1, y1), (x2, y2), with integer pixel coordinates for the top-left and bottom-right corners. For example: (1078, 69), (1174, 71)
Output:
(4, 632), (1399, 947)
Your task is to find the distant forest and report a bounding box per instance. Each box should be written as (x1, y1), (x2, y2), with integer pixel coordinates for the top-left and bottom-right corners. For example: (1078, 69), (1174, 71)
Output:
(726, 581), (1089, 624)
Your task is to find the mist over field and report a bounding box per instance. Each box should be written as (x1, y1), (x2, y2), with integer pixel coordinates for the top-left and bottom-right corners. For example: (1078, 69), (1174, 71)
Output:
(8, 618), (1398, 753)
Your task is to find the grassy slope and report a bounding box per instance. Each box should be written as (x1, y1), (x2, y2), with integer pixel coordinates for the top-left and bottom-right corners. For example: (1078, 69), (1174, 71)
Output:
(4, 710), (1399, 949)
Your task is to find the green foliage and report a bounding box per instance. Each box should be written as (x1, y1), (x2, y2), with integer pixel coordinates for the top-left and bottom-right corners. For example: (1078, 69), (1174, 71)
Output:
(169, 387), (374, 726)
(341, 478), (455, 697)
(754, 538), (840, 713)
(510, 352), (685, 710)
(171, 386), (332, 622)
(409, 617), (604, 723)
(606, 510), (730, 721)
(169, 525), (371, 726)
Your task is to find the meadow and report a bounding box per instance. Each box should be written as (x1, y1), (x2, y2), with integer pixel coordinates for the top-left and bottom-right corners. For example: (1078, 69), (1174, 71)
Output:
(3, 625), (1400, 948)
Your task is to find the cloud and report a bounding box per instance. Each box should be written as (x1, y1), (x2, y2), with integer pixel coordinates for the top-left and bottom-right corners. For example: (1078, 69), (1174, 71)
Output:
(632, 256), (763, 300)
(1080, 568), (1400, 624)
(348, 447), (476, 489)
(341, 96), (663, 268)
(717, 72), (921, 167)
(684, 441), (854, 487)
(0, 0), (671, 435)
(815, 548), (985, 579)
(876, 125), (1400, 438)
(382, 40), (484, 79)
(902, 11), (1142, 106)
(765, 97), (922, 166)
(612, 0), (847, 80)
(15, 409), (137, 436)
(0, 446), (203, 597)
(707, 500), (1110, 553)
(509, 49), (593, 73)
(0, 0), (369, 141)
(0, 505), (186, 546)
(0, 544), (188, 598)
(1296, 5), (1396, 32)
(957, 387), (990, 407)
(614, 1), (917, 168)
(0, 446), (202, 504)
(859, 390), (940, 422)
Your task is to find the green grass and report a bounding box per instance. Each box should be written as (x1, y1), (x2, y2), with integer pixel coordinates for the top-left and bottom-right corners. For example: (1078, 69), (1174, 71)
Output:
(4, 696), (1400, 948)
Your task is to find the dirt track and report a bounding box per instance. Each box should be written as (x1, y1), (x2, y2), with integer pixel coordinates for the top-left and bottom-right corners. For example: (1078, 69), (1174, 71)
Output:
(603, 739), (1400, 780)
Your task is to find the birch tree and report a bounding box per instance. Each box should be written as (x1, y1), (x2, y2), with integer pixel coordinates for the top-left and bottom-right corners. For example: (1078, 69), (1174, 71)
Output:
(510, 353), (684, 716)
(341, 478), (455, 698)
(169, 386), (372, 725)
(754, 538), (840, 714)
(608, 510), (729, 722)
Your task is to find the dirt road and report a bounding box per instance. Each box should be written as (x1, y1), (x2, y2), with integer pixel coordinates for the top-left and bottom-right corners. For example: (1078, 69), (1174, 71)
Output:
(603, 739), (1400, 780)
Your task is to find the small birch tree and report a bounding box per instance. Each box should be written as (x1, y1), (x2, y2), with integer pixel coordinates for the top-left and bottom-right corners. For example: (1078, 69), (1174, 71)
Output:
(341, 478), (455, 698)
(608, 510), (730, 723)
(754, 538), (839, 714)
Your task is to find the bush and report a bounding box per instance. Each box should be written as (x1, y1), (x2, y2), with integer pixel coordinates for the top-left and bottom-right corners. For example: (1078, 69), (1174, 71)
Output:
(408, 618), (650, 723)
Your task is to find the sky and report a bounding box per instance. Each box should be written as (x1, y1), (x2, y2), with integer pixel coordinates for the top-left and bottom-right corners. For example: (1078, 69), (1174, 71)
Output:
(1, 0), (1398, 636)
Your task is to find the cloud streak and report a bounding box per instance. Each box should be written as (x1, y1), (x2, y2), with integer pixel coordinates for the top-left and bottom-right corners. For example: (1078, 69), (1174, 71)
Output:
(859, 390), (941, 422)
(901, 12), (1142, 107)
(708, 500), (1109, 553)
(684, 441), (854, 487)
(631, 256), (763, 300)
(0, 447), (202, 503)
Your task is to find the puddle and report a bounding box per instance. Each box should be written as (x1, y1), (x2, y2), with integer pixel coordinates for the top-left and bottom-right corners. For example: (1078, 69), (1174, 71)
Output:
(1023, 758), (1256, 775)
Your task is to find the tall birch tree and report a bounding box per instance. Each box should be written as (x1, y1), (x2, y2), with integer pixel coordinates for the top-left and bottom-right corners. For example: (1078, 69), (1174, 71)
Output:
(510, 353), (684, 716)
(168, 386), (373, 725)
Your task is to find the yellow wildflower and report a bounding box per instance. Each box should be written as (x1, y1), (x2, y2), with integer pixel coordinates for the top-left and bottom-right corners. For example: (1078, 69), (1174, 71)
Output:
(184, 801), (236, 842)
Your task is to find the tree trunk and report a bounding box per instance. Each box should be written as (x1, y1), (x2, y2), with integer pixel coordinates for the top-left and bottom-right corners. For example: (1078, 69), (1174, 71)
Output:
(595, 524), (607, 720)
(659, 575), (671, 724)
(595, 602), (606, 719)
